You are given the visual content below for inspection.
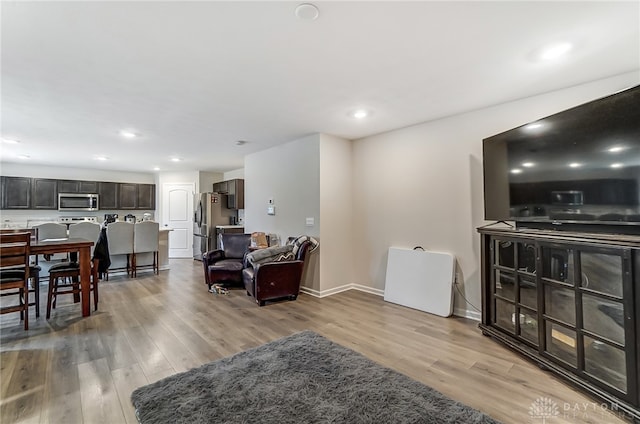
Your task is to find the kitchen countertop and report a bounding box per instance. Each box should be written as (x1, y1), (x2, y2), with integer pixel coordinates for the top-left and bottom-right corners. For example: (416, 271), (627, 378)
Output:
(215, 225), (244, 229)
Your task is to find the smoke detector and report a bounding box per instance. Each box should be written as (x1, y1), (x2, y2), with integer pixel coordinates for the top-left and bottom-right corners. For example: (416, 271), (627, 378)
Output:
(295, 3), (319, 20)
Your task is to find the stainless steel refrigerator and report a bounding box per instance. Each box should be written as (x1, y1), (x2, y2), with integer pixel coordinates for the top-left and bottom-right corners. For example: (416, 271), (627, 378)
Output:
(193, 192), (235, 260)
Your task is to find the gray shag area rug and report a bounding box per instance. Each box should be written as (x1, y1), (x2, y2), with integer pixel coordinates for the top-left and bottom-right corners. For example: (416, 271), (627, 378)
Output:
(131, 330), (500, 424)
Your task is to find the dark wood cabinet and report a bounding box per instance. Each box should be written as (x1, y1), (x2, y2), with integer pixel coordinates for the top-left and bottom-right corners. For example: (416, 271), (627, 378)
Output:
(32, 178), (58, 209)
(1, 176), (31, 209)
(226, 179), (244, 209)
(58, 180), (98, 194)
(98, 182), (119, 210)
(118, 183), (138, 209)
(478, 226), (640, 420)
(1, 177), (154, 210)
(213, 181), (228, 194)
(213, 179), (244, 209)
(137, 184), (155, 210)
(118, 183), (156, 210)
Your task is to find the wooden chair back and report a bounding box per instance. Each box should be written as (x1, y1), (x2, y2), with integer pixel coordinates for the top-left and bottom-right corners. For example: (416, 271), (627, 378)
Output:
(0, 232), (31, 330)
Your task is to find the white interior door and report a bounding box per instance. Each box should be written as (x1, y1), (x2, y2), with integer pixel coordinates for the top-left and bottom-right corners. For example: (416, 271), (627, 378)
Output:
(162, 183), (194, 258)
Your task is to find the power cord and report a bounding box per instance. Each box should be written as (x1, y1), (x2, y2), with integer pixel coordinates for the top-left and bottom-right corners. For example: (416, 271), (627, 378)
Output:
(454, 279), (482, 313)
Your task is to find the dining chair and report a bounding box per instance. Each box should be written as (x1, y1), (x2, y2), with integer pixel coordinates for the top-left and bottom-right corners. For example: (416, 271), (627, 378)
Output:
(51, 221), (102, 309)
(68, 222), (101, 256)
(132, 221), (159, 277)
(0, 228), (41, 318)
(45, 258), (99, 319)
(105, 222), (134, 280)
(0, 232), (31, 330)
(35, 222), (69, 263)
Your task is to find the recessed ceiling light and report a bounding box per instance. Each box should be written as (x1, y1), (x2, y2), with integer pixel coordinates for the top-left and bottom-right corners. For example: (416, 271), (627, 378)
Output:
(153, 167), (160, 171)
(569, 162), (582, 168)
(611, 163), (624, 168)
(608, 146), (624, 153)
(295, 3), (319, 20)
(2, 138), (20, 144)
(171, 157), (182, 162)
(511, 169), (522, 174)
(540, 42), (572, 60)
(350, 109), (370, 119)
(18, 155), (30, 159)
(94, 156), (108, 161)
(120, 130), (138, 139)
(522, 162), (535, 168)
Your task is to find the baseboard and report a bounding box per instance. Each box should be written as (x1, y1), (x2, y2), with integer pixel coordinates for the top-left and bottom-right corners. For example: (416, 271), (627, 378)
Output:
(454, 307), (481, 321)
(300, 284), (480, 321)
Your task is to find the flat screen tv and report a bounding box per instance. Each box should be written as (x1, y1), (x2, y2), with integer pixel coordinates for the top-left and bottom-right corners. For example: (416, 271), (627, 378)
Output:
(483, 85), (640, 231)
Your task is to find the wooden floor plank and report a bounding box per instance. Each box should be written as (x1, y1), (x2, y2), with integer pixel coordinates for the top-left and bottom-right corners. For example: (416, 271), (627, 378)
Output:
(77, 357), (126, 424)
(111, 364), (149, 424)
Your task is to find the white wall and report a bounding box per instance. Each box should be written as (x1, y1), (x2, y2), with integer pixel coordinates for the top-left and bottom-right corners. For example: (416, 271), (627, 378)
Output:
(224, 168), (244, 180)
(319, 134), (355, 292)
(352, 72), (639, 319)
(244, 133), (321, 290)
(0, 163), (154, 183)
(199, 171), (224, 193)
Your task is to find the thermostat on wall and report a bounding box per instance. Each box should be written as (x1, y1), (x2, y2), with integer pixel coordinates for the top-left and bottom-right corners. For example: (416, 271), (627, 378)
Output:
(267, 206), (275, 215)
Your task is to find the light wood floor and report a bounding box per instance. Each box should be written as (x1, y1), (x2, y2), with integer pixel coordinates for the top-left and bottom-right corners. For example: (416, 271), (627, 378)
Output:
(0, 259), (632, 424)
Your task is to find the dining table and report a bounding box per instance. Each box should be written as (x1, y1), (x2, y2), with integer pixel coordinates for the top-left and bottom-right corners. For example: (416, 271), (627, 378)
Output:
(31, 238), (94, 317)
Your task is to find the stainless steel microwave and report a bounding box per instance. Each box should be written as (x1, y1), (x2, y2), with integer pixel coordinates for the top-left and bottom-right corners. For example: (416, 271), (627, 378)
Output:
(58, 193), (99, 211)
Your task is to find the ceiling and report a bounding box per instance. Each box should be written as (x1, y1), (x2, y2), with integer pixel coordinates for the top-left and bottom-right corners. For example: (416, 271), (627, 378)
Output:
(1, 1), (638, 173)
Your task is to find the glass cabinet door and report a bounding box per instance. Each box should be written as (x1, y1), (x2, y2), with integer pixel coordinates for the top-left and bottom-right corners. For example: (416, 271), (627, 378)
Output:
(540, 243), (630, 396)
(491, 238), (538, 347)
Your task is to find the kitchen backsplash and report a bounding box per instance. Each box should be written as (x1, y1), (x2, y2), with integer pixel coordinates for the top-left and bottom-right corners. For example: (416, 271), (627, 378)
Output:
(1, 209), (155, 228)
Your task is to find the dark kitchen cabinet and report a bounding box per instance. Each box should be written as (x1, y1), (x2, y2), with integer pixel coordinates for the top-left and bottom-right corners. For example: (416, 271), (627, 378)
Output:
(212, 179), (244, 209)
(137, 184), (155, 210)
(118, 183), (138, 209)
(1, 177), (154, 210)
(32, 178), (58, 209)
(58, 180), (98, 194)
(1, 176), (31, 209)
(98, 182), (119, 210)
(478, 226), (640, 420)
(118, 183), (156, 210)
(226, 179), (244, 209)
(213, 181), (228, 194)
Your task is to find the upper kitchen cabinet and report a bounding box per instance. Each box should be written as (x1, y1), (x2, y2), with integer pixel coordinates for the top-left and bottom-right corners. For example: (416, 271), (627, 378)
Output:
(1, 176), (31, 209)
(32, 178), (58, 209)
(98, 182), (119, 210)
(137, 184), (155, 210)
(118, 183), (138, 209)
(117, 183), (156, 210)
(212, 181), (228, 194)
(58, 180), (99, 194)
(226, 179), (244, 209)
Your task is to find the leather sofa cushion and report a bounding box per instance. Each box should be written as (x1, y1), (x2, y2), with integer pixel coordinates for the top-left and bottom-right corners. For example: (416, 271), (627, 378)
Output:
(220, 234), (251, 259)
(208, 260), (244, 272)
